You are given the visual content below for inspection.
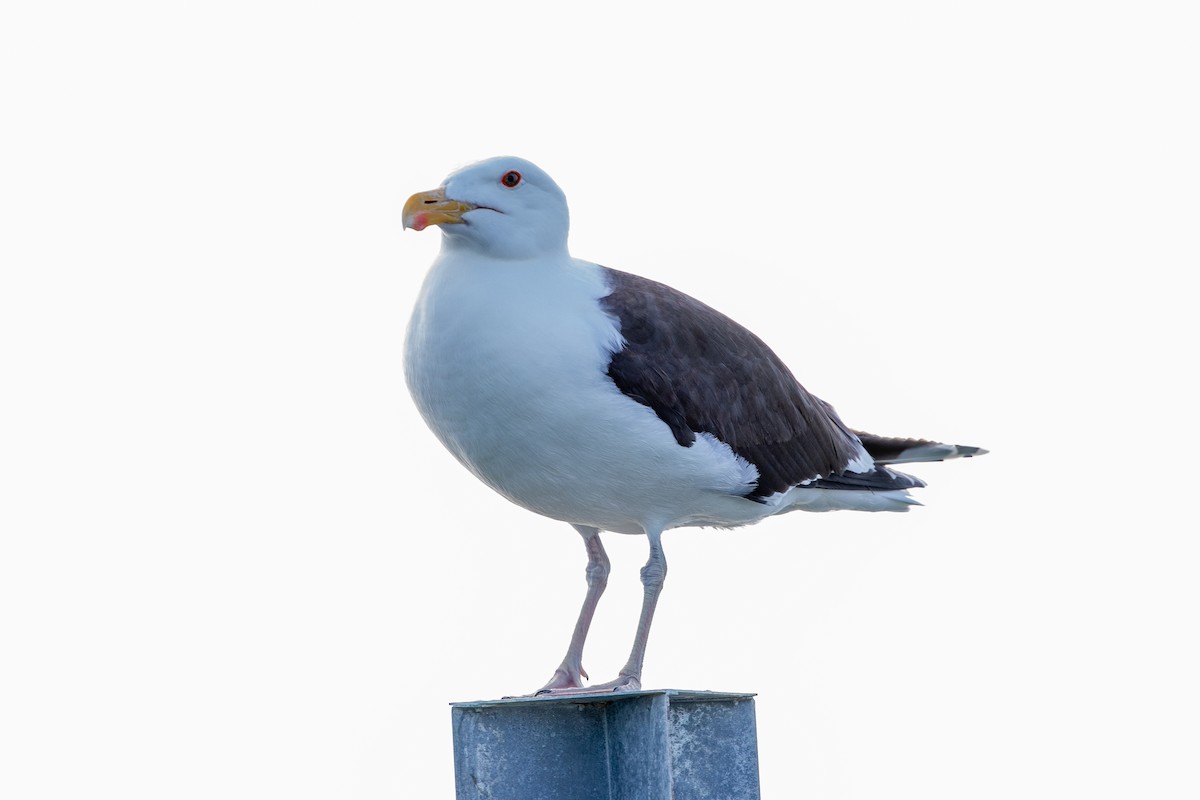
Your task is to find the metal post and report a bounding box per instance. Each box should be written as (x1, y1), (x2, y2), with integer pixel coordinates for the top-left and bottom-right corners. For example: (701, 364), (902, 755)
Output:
(451, 690), (760, 799)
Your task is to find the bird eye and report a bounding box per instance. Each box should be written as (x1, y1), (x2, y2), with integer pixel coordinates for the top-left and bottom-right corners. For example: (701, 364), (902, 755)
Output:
(500, 170), (522, 188)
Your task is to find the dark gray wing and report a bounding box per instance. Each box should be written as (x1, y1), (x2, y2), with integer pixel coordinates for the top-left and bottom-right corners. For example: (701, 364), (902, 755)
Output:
(853, 430), (989, 464)
(599, 267), (867, 499)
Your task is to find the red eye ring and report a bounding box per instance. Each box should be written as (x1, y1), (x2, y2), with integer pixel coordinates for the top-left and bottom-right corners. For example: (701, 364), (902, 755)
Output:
(500, 170), (522, 188)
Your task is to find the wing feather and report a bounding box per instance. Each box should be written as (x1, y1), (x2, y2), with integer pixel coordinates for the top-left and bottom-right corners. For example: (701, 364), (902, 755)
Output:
(599, 268), (865, 498)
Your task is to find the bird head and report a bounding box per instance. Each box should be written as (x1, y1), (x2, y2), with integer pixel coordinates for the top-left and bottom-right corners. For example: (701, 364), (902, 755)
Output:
(403, 156), (570, 260)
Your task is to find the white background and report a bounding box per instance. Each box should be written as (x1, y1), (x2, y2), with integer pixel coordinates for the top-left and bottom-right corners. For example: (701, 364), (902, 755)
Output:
(2, 1), (1197, 798)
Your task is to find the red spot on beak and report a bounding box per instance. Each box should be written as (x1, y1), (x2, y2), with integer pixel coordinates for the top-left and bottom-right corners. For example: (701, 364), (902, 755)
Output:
(410, 213), (429, 232)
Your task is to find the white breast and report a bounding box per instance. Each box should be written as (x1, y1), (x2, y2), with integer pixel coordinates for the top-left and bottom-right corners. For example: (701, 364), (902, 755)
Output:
(404, 252), (767, 535)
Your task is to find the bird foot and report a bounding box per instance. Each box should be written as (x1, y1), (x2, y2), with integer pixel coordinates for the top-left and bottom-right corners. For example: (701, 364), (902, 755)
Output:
(532, 663), (589, 696)
(533, 673), (642, 697)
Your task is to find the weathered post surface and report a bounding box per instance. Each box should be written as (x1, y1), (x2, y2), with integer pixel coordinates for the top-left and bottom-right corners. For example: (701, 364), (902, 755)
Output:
(451, 689), (760, 800)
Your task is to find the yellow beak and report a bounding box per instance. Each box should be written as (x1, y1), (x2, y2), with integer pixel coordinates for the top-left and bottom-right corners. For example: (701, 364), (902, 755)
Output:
(402, 187), (476, 231)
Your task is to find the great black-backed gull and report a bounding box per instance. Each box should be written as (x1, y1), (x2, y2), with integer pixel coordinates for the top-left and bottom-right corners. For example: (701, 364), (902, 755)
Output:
(402, 156), (985, 695)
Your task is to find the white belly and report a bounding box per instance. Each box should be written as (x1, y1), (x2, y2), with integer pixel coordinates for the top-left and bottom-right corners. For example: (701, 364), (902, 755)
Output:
(404, 253), (766, 535)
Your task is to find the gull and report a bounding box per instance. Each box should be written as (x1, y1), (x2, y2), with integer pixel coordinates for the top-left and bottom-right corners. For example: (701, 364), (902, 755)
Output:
(402, 156), (985, 694)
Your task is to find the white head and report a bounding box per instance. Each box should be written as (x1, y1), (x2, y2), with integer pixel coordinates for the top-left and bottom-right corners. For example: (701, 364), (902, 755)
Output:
(403, 156), (570, 260)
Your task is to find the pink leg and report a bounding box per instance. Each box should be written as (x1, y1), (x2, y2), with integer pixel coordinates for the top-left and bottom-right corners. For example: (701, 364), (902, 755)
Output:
(587, 527), (666, 692)
(540, 527), (667, 695)
(536, 525), (610, 693)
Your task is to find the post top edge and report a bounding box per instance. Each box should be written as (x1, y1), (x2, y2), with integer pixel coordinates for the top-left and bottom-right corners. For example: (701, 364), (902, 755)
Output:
(450, 689), (757, 709)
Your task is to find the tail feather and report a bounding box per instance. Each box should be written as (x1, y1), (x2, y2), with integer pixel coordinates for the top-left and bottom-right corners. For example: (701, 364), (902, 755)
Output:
(854, 431), (989, 465)
(805, 465), (926, 492)
(781, 487), (922, 513)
